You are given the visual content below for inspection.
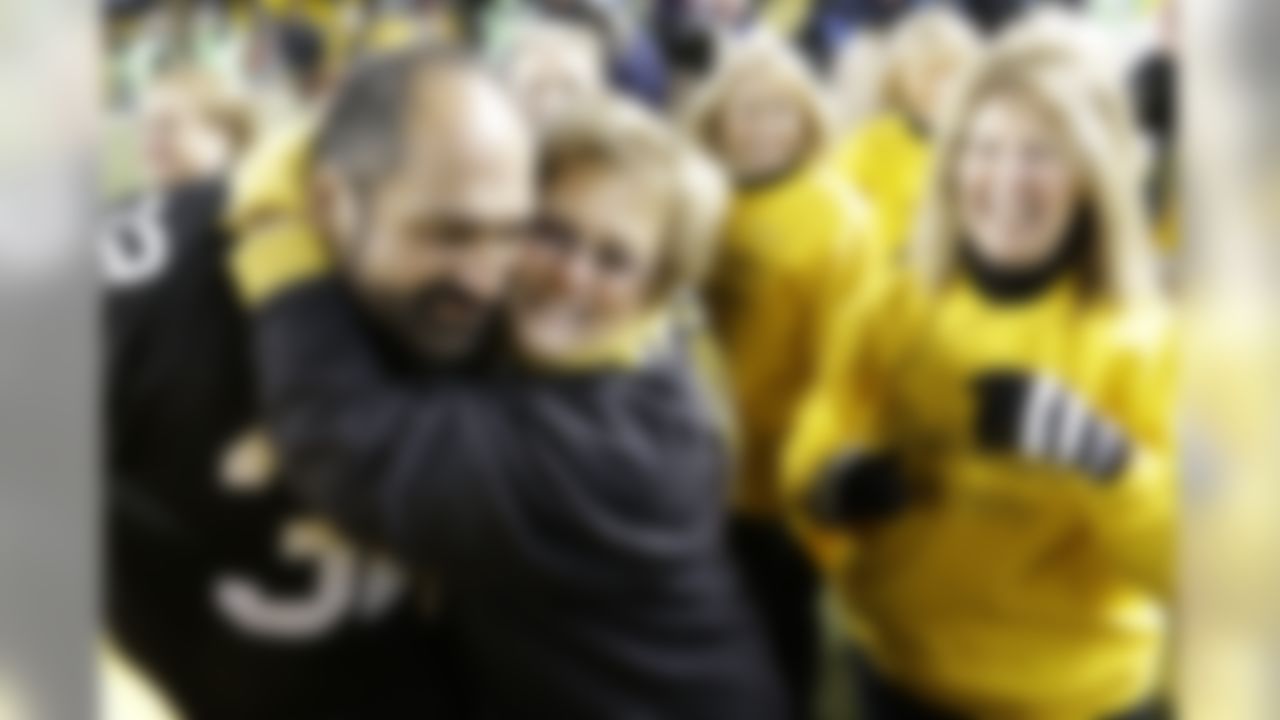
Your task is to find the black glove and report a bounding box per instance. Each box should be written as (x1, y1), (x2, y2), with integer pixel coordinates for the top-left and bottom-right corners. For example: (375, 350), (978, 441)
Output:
(808, 450), (909, 526)
(974, 370), (1130, 482)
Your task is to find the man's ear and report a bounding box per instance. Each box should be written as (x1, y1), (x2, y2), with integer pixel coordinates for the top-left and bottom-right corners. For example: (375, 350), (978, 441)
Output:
(310, 166), (359, 254)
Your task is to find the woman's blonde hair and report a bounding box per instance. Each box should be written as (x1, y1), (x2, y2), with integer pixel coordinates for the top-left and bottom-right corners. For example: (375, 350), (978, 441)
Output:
(911, 18), (1157, 306)
(832, 30), (891, 129)
(682, 31), (834, 168)
(882, 5), (982, 119)
(541, 97), (728, 304)
(493, 17), (606, 81)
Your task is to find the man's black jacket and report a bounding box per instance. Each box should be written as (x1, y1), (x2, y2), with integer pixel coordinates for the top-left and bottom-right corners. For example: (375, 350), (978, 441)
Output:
(255, 279), (788, 719)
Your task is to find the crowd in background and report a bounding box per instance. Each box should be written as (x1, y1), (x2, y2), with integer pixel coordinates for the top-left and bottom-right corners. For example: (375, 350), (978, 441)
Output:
(103, 0), (1173, 200)
(101, 1), (1180, 719)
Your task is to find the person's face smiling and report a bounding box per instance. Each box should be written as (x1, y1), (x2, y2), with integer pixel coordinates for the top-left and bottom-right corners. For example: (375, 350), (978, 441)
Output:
(510, 161), (667, 364)
(955, 90), (1084, 271)
(718, 74), (809, 183)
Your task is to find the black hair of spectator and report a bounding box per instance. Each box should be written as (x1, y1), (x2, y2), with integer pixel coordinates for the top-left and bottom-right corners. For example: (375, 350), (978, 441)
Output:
(274, 18), (327, 92)
(1131, 52), (1178, 144)
(829, 0), (1085, 37)
(455, 0), (497, 46)
(1130, 51), (1178, 218)
(313, 44), (470, 194)
(952, 0), (1086, 34)
(664, 24), (717, 76)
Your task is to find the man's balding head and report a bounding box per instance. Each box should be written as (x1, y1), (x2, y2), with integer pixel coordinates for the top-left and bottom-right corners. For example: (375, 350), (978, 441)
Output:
(314, 47), (536, 363)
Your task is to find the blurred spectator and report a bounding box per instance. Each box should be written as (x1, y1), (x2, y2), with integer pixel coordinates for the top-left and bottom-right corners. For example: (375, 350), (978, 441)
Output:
(801, 0), (1085, 67)
(352, 1), (465, 57)
(107, 0), (161, 18)
(955, 0), (1090, 34)
(950, 0), (1032, 32)
(478, 0), (670, 106)
(138, 66), (252, 192)
(266, 16), (335, 106)
(787, 22), (1172, 720)
(246, 0), (379, 116)
(497, 19), (609, 135)
(832, 4), (982, 256)
(697, 0), (760, 28)
(829, 28), (889, 133)
(573, 1), (676, 109)
(654, 0), (760, 100)
(881, 5), (982, 127)
(795, 0), (924, 68)
(686, 32), (879, 718)
(1130, 0), (1179, 251)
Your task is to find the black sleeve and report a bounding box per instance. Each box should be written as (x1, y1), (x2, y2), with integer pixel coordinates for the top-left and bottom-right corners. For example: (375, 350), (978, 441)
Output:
(808, 450), (908, 526)
(255, 277), (730, 587)
(104, 180), (232, 440)
(105, 179), (242, 556)
(253, 279), (528, 572)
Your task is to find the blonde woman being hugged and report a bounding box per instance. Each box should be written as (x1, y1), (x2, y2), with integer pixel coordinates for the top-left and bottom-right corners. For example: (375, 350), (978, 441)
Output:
(685, 32), (879, 718)
(786, 24), (1175, 720)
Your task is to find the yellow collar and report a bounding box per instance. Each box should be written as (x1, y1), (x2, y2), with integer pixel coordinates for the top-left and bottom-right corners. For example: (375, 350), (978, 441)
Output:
(525, 311), (673, 374)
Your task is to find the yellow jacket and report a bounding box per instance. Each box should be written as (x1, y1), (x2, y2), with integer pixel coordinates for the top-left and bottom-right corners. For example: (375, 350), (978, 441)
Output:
(225, 119), (331, 308)
(785, 269), (1177, 719)
(833, 113), (931, 258)
(707, 164), (878, 518)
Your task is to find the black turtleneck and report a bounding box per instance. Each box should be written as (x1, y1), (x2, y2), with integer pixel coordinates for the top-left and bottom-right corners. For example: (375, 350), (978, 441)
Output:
(734, 158), (807, 193)
(962, 212), (1089, 303)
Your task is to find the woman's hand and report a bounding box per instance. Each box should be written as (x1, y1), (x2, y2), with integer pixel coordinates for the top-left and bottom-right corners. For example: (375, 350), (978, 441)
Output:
(973, 370), (1130, 482)
(807, 449), (909, 526)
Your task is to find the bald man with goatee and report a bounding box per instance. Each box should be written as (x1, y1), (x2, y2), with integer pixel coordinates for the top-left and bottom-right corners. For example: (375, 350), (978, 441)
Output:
(232, 47), (788, 719)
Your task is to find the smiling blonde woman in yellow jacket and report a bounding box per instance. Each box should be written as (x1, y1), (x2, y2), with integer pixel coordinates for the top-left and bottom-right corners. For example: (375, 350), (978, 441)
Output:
(786, 22), (1176, 720)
